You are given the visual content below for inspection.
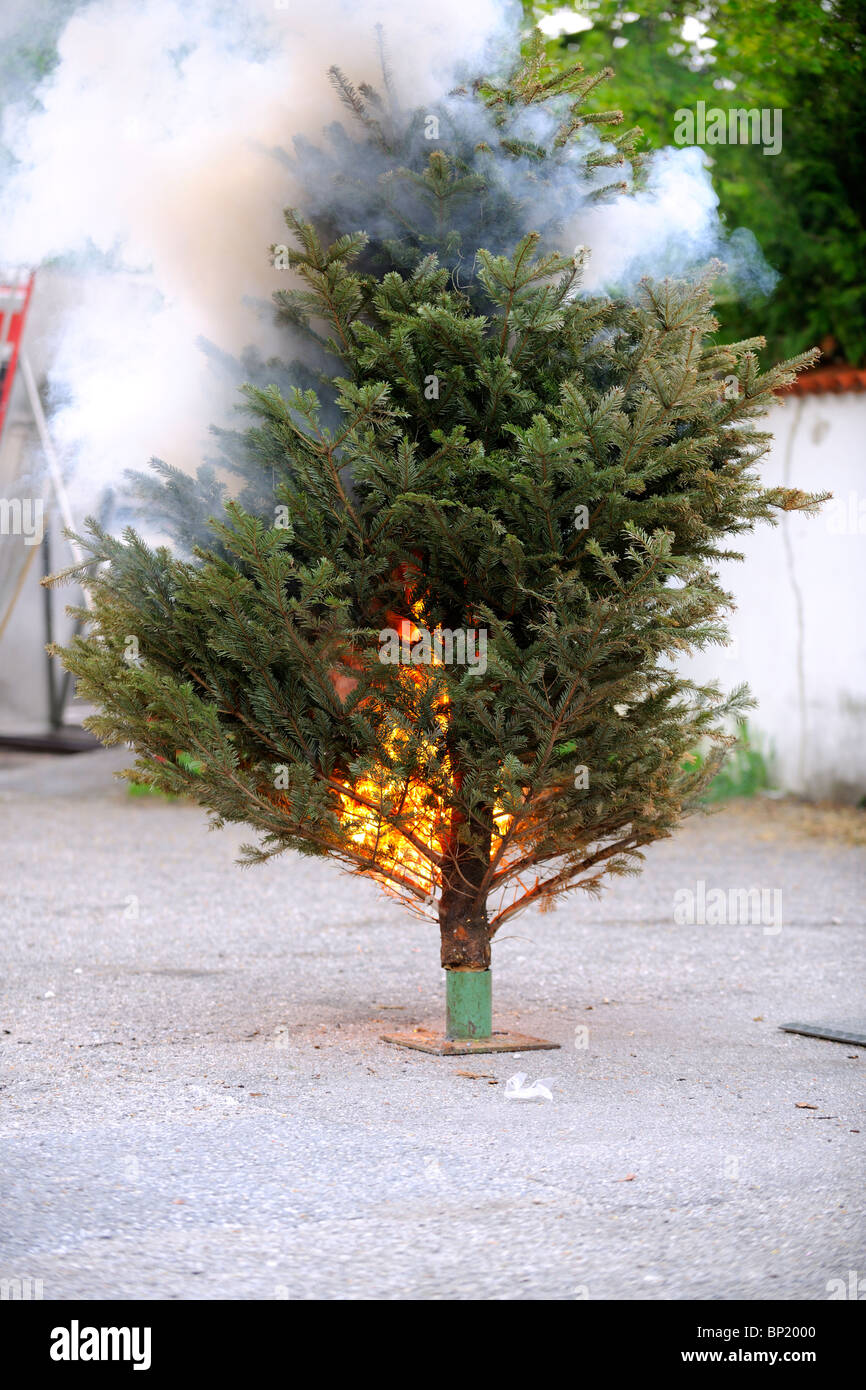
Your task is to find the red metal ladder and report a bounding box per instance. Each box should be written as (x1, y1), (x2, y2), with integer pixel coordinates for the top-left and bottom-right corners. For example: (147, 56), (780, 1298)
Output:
(0, 268), (36, 447)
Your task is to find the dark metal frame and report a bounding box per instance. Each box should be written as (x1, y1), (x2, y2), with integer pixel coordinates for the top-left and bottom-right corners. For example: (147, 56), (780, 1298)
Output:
(0, 493), (111, 755)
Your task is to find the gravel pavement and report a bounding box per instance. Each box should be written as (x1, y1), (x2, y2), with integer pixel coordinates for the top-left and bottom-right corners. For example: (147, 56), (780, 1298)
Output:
(1, 747), (864, 1300)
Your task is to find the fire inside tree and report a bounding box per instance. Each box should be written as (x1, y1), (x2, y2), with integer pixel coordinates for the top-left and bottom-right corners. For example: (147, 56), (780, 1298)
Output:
(51, 35), (822, 1048)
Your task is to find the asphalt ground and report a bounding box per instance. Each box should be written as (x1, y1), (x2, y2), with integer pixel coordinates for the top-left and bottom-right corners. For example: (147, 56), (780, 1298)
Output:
(1, 748), (863, 1299)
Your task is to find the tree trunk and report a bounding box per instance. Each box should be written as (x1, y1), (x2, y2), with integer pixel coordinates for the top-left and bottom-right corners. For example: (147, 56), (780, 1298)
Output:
(438, 809), (492, 971)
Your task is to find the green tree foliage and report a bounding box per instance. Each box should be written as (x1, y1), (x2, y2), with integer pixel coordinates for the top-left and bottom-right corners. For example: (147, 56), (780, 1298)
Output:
(52, 36), (822, 969)
(528, 0), (866, 365)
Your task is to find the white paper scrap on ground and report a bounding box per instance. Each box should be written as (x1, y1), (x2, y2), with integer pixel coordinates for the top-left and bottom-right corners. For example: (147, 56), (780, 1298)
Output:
(504, 1072), (555, 1102)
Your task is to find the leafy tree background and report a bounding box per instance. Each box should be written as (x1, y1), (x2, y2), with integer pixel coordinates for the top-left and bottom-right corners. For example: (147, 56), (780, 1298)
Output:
(527, 0), (866, 366)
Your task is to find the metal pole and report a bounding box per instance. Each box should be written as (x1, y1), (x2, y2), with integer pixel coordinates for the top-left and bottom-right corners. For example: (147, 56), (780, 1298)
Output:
(18, 351), (93, 608)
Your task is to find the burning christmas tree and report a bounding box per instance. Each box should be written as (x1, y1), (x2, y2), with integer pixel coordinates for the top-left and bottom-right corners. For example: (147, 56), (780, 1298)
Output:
(52, 34), (822, 1050)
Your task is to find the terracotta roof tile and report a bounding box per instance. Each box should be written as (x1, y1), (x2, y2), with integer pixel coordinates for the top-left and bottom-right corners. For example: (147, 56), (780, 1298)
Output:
(780, 365), (866, 396)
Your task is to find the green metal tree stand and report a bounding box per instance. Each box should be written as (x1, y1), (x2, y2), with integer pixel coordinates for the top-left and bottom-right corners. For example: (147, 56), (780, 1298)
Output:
(381, 968), (560, 1055)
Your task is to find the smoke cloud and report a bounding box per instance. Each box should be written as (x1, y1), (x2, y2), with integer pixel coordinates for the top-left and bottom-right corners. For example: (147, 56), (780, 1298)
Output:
(0, 0), (775, 514)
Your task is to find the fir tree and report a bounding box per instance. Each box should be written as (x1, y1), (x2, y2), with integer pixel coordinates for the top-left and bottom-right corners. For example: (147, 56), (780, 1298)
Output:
(51, 35), (822, 1032)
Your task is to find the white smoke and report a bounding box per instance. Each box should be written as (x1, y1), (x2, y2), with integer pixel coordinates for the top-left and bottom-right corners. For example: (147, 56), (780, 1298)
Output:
(579, 145), (720, 290)
(0, 0), (512, 506)
(0, 0), (773, 513)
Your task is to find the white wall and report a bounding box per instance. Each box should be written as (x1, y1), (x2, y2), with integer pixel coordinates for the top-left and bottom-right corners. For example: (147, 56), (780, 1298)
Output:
(684, 391), (866, 801)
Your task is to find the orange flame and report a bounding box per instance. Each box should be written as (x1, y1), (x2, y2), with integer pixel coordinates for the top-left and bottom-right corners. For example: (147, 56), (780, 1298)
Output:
(337, 610), (510, 903)
(338, 613), (446, 897)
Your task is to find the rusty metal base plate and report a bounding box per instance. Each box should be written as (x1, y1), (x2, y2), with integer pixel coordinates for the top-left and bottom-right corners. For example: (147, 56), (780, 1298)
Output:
(381, 1028), (561, 1056)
